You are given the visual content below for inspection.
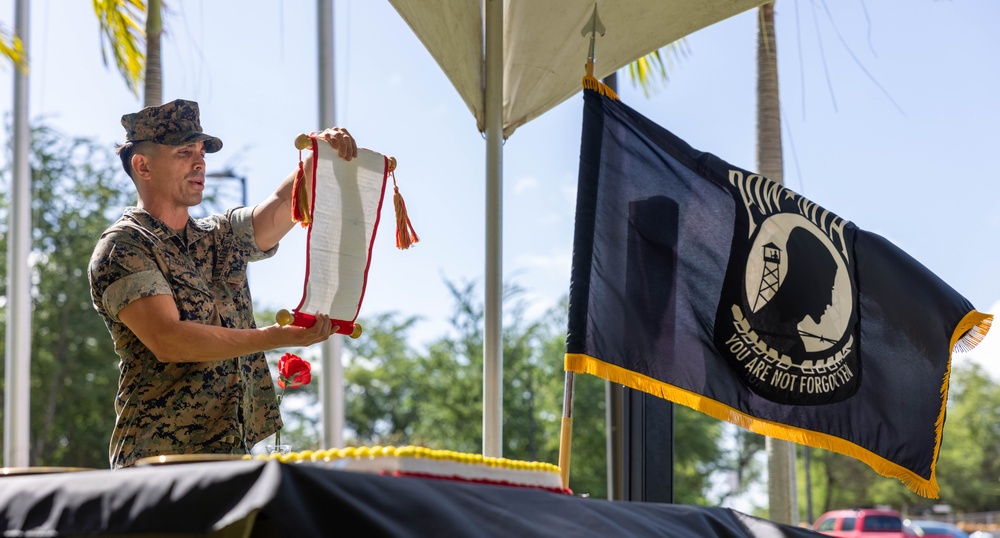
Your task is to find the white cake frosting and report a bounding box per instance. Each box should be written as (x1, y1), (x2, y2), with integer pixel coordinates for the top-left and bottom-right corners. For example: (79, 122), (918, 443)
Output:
(254, 445), (569, 494)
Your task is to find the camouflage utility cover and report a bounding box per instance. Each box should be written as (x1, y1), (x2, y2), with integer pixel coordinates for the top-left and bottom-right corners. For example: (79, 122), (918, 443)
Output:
(89, 206), (279, 468)
(121, 99), (223, 153)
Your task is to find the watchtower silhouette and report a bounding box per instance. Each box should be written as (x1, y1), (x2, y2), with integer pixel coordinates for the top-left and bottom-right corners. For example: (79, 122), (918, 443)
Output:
(753, 242), (782, 311)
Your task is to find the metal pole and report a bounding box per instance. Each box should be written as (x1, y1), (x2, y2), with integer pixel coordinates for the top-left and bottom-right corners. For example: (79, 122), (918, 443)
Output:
(602, 72), (623, 501)
(317, 0), (343, 450)
(482, 0), (503, 458)
(5, 0), (32, 468)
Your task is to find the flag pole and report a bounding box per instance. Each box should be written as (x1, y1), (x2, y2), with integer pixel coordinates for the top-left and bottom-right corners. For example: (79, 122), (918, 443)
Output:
(5, 0), (31, 469)
(316, 0), (344, 452)
(558, 371), (576, 489)
(559, 3), (610, 490)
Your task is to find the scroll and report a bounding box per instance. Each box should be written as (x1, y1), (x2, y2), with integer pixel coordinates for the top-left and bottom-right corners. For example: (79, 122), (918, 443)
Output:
(276, 133), (417, 338)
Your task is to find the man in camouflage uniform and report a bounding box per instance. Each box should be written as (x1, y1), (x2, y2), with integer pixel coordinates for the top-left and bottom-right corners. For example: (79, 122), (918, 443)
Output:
(88, 99), (356, 468)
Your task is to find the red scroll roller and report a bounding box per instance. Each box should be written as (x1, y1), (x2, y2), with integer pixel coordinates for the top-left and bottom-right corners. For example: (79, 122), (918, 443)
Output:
(275, 309), (362, 339)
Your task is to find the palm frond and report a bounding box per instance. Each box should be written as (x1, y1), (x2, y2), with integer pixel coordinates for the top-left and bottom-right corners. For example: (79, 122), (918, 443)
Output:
(1, 24), (28, 73)
(92, 0), (147, 96)
(626, 39), (691, 98)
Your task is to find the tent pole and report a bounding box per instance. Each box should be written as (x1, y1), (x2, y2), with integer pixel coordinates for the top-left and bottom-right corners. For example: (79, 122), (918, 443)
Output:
(316, 0), (344, 451)
(5, 0), (31, 468)
(482, 0), (503, 458)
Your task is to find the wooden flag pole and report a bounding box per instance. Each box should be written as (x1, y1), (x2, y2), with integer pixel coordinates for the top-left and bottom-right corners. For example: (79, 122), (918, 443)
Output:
(558, 371), (576, 489)
(559, 2), (612, 493)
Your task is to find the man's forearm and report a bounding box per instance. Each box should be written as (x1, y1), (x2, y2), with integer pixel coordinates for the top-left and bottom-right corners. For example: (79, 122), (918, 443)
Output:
(145, 320), (285, 363)
(117, 294), (335, 363)
(251, 167), (300, 252)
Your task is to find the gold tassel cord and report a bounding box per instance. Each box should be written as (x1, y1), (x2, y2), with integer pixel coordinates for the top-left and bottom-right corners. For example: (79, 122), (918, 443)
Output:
(582, 61), (619, 101)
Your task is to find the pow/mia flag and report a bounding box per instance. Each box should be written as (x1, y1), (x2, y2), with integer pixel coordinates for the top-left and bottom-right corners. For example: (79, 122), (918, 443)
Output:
(716, 174), (860, 406)
(565, 88), (992, 498)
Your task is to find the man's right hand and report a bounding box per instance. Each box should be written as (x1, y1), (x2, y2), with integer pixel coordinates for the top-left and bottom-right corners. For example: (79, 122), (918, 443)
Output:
(268, 312), (338, 347)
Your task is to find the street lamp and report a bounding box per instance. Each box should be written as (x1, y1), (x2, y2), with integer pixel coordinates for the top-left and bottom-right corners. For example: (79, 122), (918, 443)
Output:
(205, 169), (248, 207)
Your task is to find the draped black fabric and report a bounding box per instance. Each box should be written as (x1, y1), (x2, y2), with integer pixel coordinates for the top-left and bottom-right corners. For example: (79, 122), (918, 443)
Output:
(0, 460), (824, 537)
(565, 89), (991, 497)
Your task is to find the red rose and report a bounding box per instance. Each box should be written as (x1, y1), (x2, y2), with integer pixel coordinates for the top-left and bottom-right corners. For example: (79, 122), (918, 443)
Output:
(277, 352), (312, 389)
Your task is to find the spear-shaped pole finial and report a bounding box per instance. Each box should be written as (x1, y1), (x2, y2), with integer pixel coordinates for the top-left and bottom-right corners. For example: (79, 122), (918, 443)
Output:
(580, 3), (606, 65)
(579, 3), (618, 100)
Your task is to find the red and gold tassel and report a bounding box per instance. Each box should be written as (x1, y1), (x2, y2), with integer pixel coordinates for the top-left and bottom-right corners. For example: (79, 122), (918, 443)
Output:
(390, 164), (418, 250)
(291, 149), (312, 227)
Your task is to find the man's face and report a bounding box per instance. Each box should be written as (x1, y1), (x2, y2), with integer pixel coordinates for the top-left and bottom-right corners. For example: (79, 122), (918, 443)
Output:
(143, 140), (207, 208)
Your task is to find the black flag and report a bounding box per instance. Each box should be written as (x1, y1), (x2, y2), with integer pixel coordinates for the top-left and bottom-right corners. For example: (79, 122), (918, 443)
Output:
(565, 89), (992, 497)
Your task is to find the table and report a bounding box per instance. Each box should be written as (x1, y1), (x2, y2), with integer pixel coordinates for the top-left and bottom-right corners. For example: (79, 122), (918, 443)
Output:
(0, 459), (824, 537)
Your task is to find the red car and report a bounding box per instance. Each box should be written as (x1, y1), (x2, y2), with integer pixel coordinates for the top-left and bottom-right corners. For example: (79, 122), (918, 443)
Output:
(812, 508), (910, 537)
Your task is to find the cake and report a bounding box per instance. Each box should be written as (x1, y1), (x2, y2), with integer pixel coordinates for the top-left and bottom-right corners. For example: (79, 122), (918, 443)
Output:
(254, 445), (570, 494)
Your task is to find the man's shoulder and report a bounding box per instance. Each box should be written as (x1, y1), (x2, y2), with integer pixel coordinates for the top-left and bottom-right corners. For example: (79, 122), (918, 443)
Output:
(98, 212), (163, 247)
(90, 212), (164, 273)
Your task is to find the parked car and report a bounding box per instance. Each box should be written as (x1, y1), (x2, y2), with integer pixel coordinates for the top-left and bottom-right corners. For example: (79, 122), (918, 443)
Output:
(903, 520), (969, 538)
(812, 508), (909, 537)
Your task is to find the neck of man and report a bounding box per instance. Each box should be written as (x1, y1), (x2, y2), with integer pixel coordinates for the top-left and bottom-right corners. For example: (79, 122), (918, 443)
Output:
(136, 198), (190, 231)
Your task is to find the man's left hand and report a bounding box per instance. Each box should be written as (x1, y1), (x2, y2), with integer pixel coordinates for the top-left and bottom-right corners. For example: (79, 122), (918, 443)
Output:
(317, 127), (357, 161)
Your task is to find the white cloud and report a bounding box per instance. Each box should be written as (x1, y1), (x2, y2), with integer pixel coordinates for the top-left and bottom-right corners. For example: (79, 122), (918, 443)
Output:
(512, 176), (539, 195)
(515, 249), (572, 272)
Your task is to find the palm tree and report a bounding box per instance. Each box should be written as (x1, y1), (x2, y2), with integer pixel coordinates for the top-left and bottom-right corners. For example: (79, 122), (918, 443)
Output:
(143, 0), (163, 107)
(626, 42), (689, 98)
(95, 0), (163, 107)
(93, 0), (148, 98)
(2, 2), (147, 93)
(752, 5), (799, 526)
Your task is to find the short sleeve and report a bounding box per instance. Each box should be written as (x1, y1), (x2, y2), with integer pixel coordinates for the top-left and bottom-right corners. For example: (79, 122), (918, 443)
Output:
(103, 269), (172, 320)
(228, 206), (278, 262)
(90, 232), (172, 322)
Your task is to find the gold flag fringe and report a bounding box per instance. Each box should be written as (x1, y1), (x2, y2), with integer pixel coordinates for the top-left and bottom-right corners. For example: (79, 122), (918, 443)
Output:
(582, 61), (619, 101)
(565, 352), (944, 498)
(952, 310), (993, 353)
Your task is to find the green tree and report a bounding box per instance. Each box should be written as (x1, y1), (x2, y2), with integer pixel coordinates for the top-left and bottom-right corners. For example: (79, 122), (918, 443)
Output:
(934, 362), (1000, 509)
(1, 123), (133, 468)
(342, 311), (423, 446)
(796, 361), (1000, 516)
(337, 279), (742, 500)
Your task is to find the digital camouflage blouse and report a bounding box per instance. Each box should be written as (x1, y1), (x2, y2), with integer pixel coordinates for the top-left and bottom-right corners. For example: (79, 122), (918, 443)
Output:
(89, 206), (281, 468)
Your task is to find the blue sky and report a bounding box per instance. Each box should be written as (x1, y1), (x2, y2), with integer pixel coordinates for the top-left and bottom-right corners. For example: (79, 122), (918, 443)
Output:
(3, 0), (998, 373)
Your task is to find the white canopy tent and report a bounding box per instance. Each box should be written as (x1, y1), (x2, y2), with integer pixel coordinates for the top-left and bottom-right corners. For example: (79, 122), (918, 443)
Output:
(386, 0), (765, 457)
(390, 0), (764, 137)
